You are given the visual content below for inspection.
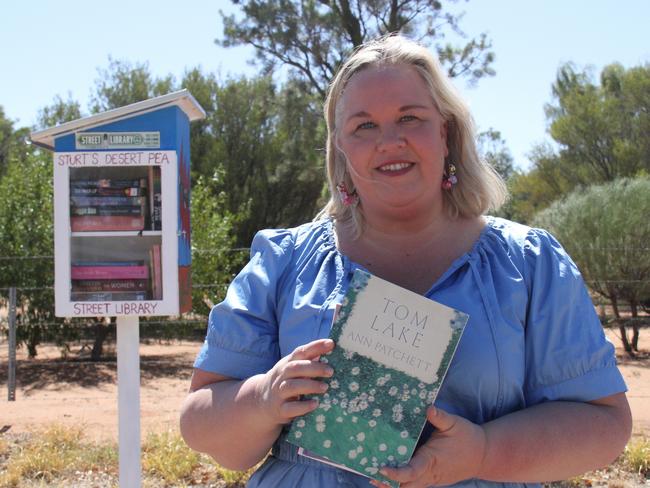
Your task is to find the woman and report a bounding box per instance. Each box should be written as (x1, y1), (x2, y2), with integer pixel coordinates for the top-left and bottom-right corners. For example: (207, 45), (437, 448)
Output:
(180, 35), (631, 487)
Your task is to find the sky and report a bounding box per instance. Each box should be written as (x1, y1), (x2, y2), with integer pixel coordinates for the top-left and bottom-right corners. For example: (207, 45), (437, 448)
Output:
(2, 0), (649, 171)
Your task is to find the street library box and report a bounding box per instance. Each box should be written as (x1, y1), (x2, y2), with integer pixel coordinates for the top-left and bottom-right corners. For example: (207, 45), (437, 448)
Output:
(31, 91), (205, 317)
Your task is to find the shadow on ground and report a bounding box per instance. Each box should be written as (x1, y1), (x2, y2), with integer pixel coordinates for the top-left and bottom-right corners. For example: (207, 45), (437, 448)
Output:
(0, 352), (194, 394)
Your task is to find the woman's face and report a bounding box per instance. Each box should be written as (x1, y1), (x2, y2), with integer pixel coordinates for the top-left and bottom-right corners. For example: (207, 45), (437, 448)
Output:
(336, 64), (448, 220)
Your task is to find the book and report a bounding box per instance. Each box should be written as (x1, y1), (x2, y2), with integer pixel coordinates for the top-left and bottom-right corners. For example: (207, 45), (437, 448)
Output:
(70, 178), (147, 189)
(149, 244), (162, 300)
(71, 279), (149, 292)
(70, 196), (147, 207)
(148, 166), (162, 230)
(70, 186), (145, 197)
(71, 291), (148, 302)
(71, 260), (145, 267)
(70, 215), (145, 231)
(287, 269), (468, 487)
(71, 206), (143, 217)
(71, 264), (149, 280)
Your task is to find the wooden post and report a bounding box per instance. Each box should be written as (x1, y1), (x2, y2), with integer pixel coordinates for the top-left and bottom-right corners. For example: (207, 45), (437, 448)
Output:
(8, 287), (17, 401)
(116, 315), (141, 488)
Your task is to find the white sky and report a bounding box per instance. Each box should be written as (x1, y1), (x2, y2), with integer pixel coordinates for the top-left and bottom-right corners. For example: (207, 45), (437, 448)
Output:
(2, 0), (648, 170)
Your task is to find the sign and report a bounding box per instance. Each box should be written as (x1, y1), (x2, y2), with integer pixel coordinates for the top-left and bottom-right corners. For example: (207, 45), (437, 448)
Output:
(75, 132), (160, 150)
(55, 150), (173, 167)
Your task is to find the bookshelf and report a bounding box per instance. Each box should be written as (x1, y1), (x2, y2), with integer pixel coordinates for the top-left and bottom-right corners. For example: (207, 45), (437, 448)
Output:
(32, 90), (204, 318)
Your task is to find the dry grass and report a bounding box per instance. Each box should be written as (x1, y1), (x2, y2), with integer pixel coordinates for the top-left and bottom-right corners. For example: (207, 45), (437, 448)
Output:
(623, 436), (650, 477)
(1, 424), (647, 487)
(0, 424), (252, 487)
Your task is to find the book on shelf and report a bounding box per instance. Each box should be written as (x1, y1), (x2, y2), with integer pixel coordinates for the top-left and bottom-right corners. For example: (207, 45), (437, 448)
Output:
(70, 186), (146, 197)
(71, 279), (149, 292)
(70, 196), (147, 207)
(70, 215), (145, 232)
(149, 243), (163, 300)
(147, 166), (162, 230)
(71, 206), (143, 217)
(287, 269), (468, 488)
(71, 290), (148, 302)
(70, 178), (147, 189)
(71, 263), (149, 280)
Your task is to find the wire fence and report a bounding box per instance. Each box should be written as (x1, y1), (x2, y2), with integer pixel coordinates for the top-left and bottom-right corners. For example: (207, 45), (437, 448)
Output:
(1, 247), (649, 342)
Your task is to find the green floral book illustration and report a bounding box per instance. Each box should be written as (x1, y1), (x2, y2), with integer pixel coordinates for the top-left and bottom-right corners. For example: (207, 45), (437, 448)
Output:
(287, 269), (468, 487)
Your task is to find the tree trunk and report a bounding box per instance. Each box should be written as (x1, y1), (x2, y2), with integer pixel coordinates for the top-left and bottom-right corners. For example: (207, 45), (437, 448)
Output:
(91, 319), (110, 361)
(630, 300), (640, 352)
(612, 296), (633, 354)
(27, 324), (40, 359)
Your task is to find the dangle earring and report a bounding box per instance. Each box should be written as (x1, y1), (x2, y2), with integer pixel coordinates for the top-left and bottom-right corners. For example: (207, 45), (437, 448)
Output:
(442, 162), (458, 190)
(337, 182), (358, 206)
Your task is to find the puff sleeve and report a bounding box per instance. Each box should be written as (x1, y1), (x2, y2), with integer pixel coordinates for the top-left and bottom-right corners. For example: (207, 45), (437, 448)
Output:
(522, 228), (627, 405)
(193, 228), (295, 379)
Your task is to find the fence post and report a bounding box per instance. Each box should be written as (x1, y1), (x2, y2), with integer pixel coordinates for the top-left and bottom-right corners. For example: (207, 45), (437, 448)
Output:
(8, 287), (17, 401)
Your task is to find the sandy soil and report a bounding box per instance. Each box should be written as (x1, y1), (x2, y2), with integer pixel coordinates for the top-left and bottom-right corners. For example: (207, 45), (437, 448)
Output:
(0, 331), (648, 443)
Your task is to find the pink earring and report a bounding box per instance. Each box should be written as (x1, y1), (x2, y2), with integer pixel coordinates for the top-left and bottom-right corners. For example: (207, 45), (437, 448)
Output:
(337, 183), (358, 206)
(442, 162), (458, 190)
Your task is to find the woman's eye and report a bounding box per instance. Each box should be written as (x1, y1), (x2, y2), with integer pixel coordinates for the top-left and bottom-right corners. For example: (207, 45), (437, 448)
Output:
(356, 121), (376, 130)
(400, 115), (418, 123)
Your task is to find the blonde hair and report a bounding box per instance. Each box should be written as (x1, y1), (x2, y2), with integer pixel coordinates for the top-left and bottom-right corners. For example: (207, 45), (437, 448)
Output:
(316, 34), (507, 236)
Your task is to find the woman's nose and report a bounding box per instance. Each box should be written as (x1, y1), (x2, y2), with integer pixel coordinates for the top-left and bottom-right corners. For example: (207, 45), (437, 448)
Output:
(376, 125), (406, 151)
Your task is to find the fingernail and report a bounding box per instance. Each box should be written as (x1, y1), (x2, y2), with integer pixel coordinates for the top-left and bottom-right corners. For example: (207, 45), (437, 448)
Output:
(321, 383), (329, 392)
(325, 367), (334, 376)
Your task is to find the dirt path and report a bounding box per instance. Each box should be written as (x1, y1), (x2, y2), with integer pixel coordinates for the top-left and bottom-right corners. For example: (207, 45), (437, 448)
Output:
(0, 332), (648, 442)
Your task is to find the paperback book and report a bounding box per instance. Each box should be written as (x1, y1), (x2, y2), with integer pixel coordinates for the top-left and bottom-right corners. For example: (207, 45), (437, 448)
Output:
(287, 269), (468, 487)
(71, 262), (149, 280)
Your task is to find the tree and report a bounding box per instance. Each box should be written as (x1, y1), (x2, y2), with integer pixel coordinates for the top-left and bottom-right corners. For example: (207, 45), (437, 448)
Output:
(219, 0), (495, 98)
(0, 107), (31, 177)
(511, 62), (650, 221)
(533, 177), (650, 355)
(90, 57), (175, 112)
(36, 94), (82, 129)
(0, 151), (56, 357)
(205, 75), (325, 245)
(190, 174), (246, 316)
(477, 129), (514, 181)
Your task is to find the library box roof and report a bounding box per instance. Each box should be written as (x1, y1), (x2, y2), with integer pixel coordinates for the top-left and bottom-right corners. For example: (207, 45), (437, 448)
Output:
(30, 89), (206, 151)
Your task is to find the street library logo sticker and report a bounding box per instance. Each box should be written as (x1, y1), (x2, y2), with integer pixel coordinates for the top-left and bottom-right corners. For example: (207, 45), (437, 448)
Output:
(75, 132), (160, 150)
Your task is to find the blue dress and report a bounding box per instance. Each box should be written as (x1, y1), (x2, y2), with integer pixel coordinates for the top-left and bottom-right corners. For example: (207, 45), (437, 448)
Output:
(194, 217), (626, 488)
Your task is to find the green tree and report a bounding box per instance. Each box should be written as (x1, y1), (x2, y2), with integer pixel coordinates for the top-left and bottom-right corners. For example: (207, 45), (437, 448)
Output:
(90, 57), (175, 112)
(477, 129), (514, 181)
(190, 174), (246, 316)
(511, 63), (650, 220)
(206, 76), (325, 245)
(0, 107), (31, 177)
(219, 0), (495, 98)
(36, 94), (82, 130)
(0, 151), (56, 357)
(533, 177), (650, 355)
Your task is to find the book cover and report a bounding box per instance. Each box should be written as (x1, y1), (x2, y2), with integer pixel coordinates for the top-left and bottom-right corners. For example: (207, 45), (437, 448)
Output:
(70, 215), (145, 232)
(71, 265), (149, 280)
(287, 269), (468, 487)
(151, 244), (162, 300)
(70, 196), (147, 207)
(71, 279), (149, 292)
(71, 260), (145, 267)
(70, 178), (146, 189)
(152, 167), (162, 230)
(71, 206), (143, 217)
(70, 186), (145, 197)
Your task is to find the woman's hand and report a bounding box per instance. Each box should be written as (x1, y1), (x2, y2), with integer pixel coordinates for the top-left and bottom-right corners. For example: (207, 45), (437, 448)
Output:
(372, 406), (487, 488)
(257, 338), (335, 426)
